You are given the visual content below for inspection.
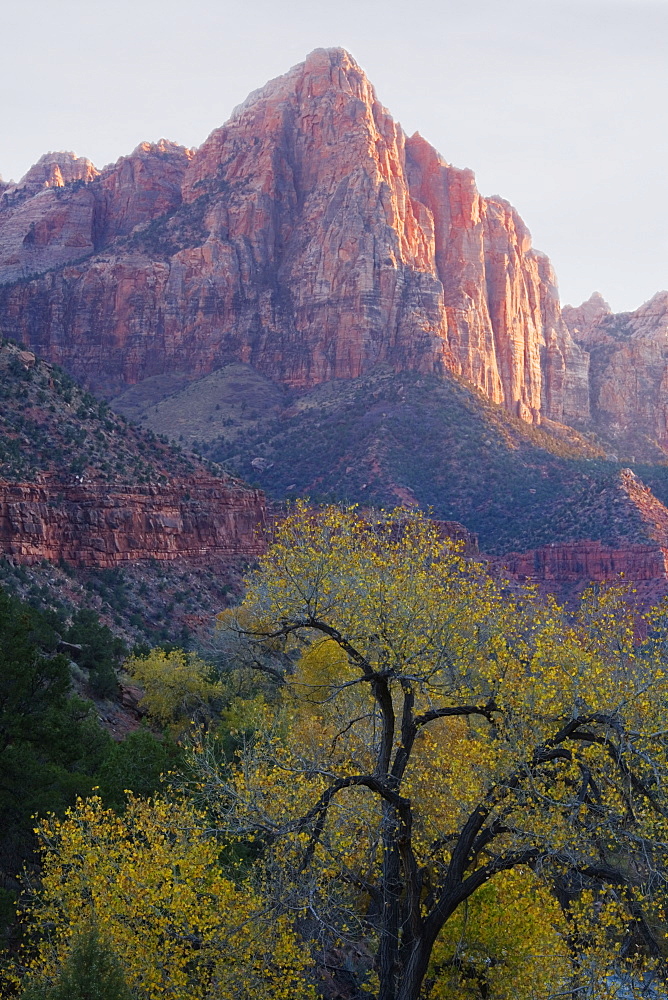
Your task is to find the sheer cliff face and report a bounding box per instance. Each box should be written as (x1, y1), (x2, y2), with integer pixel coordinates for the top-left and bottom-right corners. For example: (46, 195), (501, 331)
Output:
(564, 291), (668, 449)
(0, 478), (266, 568)
(0, 48), (588, 422)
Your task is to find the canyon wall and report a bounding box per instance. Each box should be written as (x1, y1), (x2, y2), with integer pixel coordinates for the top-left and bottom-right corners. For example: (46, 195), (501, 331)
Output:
(495, 539), (668, 608)
(498, 541), (668, 584)
(563, 291), (668, 452)
(0, 476), (266, 567)
(0, 48), (589, 423)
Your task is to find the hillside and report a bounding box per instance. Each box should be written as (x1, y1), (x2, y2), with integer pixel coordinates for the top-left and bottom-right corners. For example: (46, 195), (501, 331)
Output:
(114, 364), (622, 555)
(113, 361), (668, 557)
(0, 342), (203, 484)
(0, 341), (266, 642)
(493, 468), (668, 608)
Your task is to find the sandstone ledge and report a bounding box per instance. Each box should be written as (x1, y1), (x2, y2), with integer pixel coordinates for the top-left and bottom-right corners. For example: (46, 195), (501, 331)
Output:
(0, 477), (267, 568)
(497, 540), (668, 584)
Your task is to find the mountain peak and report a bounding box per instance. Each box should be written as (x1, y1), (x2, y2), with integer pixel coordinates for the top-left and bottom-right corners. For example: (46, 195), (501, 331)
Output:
(562, 291), (611, 340)
(0, 48), (591, 427)
(304, 45), (360, 68)
(228, 46), (371, 123)
(16, 151), (99, 194)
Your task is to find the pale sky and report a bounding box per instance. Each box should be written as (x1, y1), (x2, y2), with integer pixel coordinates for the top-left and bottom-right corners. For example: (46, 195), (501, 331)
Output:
(1, 0), (666, 312)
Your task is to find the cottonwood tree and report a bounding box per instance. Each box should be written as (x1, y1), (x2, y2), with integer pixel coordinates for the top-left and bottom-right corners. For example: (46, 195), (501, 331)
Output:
(125, 647), (222, 736)
(13, 795), (314, 1000)
(194, 503), (668, 1000)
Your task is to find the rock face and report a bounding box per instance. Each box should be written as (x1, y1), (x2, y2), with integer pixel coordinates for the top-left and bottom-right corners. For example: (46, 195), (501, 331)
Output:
(8, 151), (99, 195)
(0, 153), (101, 284)
(499, 541), (668, 586)
(496, 469), (668, 602)
(563, 291), (668, 454)
(0, 475), (266, 568)
(561, 291), (612, 337)
(497, 539), (668, 610)
(0, 144), (190, 290)
(0, 49), (589, 422)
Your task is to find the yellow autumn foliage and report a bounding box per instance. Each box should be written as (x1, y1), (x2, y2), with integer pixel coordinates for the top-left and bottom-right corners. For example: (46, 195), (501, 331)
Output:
(428, 869), (569, 1000)
(202, 502), (668, 1000)
(124, 648), (221, 734)
(17, 794), (315, 1000)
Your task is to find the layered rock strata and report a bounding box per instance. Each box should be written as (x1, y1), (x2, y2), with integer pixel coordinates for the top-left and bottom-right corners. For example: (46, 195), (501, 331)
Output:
(496, 539), (668, 610)
(499, 541), (668, 585)
(0, 476), (266, 568)
(0, 49), (588, 423)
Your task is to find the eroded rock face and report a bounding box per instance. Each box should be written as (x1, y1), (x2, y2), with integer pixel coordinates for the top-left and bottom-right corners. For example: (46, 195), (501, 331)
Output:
(499, 542), (668, 584)
(564, 291), (668, 450)
(95, 140), (193, 245)
(0, 48), (588, 421)
(561, 291), (612, 338)
(0, 475), (266, 567)
(495, 539), (668, 611)
(9, 152), (99, 196)
(0, 143), (191, 292)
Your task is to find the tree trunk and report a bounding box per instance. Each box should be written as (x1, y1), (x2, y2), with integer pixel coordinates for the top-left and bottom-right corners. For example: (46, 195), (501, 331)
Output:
(395, 938), (434, 1000)
(378, 800), (402, 1000)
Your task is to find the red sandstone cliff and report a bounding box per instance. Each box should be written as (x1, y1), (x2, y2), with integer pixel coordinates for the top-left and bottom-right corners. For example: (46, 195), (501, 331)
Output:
(0, 476), (266, 568)
(0, 49), (589, 424)
(563, 291), (668, 455)
(495, 539), (668, 609)
(498, 541), (668, 586)
(0, 341), (267, 569)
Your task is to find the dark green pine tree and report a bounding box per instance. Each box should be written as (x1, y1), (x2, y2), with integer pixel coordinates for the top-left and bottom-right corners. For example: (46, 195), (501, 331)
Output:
(0, 589), (111, 883)
(21, 926), (135, 999)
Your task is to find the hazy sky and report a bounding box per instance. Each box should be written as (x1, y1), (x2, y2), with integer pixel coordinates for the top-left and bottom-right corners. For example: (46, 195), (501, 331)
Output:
(1, 0), (666, 312)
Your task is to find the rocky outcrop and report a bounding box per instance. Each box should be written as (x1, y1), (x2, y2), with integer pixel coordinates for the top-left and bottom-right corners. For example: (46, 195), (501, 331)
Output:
(495, 539), (668, 610)
(94, 140), (192, 245)
(0, 339), (268, 568)
(0, 153), (101, 284)
(6, 151), (99, 196)
(0, 475), (266, 568)
(0, 143), (190, 291)
(564, 291), (668, 454)
(0, 48), (588, 421)
(404, 134), (589, 423)
(561, 291), (611, 337)
(0, 184), (98, 285)
(499, 541), (668, 584)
